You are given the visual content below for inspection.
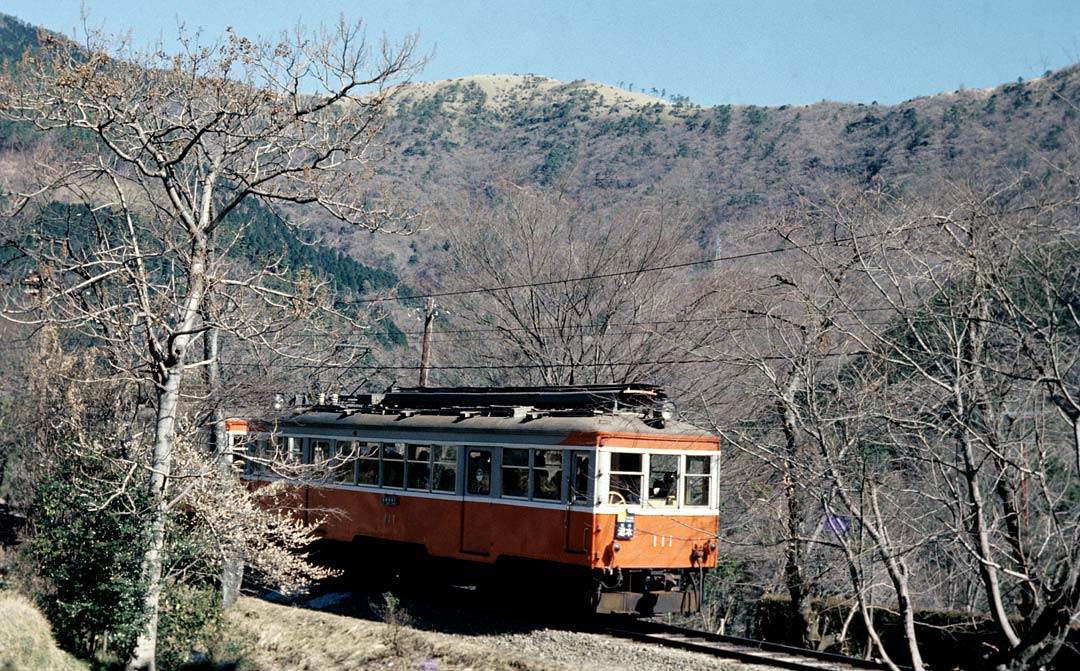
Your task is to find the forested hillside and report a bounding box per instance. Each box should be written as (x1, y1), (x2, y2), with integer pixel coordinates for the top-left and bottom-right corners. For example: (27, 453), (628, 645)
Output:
(4, 10), (1079, 332)
(375, 66), (1080, 234)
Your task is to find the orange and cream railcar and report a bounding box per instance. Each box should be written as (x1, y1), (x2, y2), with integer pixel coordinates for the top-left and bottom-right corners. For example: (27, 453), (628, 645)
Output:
(229, 385), (720, 615)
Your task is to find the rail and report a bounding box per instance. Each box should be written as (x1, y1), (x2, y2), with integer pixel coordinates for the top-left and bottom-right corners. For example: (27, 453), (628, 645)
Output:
(595, 618), (908, 671)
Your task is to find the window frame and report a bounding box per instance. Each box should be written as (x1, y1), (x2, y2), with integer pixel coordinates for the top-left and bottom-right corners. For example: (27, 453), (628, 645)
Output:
(380, 442), (406, 489)
(682, 454), (713, 507)
(501, 447), (531, 499)
(531, 448), (563, 502)
(647, 453), (680, 507)
(608, 451), (644, 505)
(406, 444), (434, 491)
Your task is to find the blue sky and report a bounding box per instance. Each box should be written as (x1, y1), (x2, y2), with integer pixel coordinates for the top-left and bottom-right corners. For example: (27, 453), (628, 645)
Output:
(4, 0), (1079, 106)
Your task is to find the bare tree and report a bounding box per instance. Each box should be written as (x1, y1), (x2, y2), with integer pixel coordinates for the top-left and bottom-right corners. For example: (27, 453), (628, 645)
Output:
(0, 19), (418, 670)
(438, 184), (708, 386)
(794, 181), (1080, 670)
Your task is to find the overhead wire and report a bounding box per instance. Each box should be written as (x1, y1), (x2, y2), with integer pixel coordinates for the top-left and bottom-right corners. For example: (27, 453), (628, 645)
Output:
(219, 349), (869, 371)
(344, 220), (945, 305)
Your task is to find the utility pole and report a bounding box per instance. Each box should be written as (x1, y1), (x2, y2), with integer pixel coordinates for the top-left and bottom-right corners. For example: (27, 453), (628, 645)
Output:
(419, 298), (436, 387)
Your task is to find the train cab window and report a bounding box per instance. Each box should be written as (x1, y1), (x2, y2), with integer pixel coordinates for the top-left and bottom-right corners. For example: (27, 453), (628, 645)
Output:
(432, 446), (458, 493)
(609, 452), (643, 505)
(381, 443), (405, 488)
(570, 451), (592, 504)
(532, 449), (562, 501)
(683, 455), (712, 507)
(357, 443), (379, 485)
(648, 454), (679, 506)
(329, 441), (357, 484)
(407, 445), (432, 490)
(501, 448), (529, 498)
(466, 449), (492, 496)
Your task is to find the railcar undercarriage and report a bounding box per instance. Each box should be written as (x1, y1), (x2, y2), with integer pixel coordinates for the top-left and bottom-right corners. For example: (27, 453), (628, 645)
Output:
(592, 567), (701, 616)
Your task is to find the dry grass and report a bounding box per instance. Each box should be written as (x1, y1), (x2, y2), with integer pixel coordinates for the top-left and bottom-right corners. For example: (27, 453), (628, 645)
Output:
(228, 596), (554, 671)
(0, 591), (88, 671)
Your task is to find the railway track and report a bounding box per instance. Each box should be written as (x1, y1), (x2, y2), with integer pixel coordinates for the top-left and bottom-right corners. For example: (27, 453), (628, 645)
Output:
(596, 618), (902, 671)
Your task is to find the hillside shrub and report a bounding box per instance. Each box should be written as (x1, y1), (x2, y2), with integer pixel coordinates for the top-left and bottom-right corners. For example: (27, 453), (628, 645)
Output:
(26, 458), (150, 662)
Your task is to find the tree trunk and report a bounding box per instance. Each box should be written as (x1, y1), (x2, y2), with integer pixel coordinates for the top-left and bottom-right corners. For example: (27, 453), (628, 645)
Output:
(202, 317), (244, 609)
(128, 233), (208, 670)
(127, 367), (184, 671)
(778, 372), (816, 648)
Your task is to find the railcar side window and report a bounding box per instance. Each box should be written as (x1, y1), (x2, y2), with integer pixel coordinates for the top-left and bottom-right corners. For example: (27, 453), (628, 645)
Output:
(432, 446), (458, 493)
(570, 451), (592, 504)
(309, 439), (331, 478)
(309, 440), (330, 465)
(286, 437), (303, 464)
(683, 455), (712, 506)
(501, 448), (529, 498)
(609, 452), (643, 504)
(232, 435), (250, 473)
(252, 438), (269, 475)
(261, 432), (278, 468)
(466, 449), (492, 496)
(381, 443), (405, 488)
(329, 441), (356, 484)
(407, 445), (432, 490)
(532, 449), (562, 501)
(357, 443), (379, 485)
(648, 454), (679, 506)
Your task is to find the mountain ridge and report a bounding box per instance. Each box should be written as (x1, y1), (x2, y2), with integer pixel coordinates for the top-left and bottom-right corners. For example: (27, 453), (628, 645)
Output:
(3, 11), (1079, 325)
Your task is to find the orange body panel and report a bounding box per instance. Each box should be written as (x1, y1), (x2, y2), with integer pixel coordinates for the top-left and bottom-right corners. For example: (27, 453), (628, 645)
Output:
(296, 486), (718, 570)
(562, 431), (718, 451)
(591, 513), (718, 569)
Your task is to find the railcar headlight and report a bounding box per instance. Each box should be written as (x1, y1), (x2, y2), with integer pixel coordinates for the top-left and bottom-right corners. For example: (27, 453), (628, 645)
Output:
(613, 542), (621, 552)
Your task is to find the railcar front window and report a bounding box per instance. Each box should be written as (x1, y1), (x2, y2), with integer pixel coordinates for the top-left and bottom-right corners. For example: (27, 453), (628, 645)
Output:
(683, 455), (712, 507)
(381, 443), (405, 488)
(648, 454), (679, 506)
(501, 448), (529, 498)
(357, 443), (379, 485)
(407, 445), (432, 490)
(532, 449), (562, 501)
(609, 452), (643, 505)
(432, 446), (458, 492)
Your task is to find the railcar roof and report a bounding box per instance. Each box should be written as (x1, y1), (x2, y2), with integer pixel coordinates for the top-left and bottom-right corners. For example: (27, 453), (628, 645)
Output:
(270, 408), (715, 442)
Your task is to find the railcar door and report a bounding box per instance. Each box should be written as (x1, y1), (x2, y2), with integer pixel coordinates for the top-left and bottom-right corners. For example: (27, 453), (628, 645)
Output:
(564, 450), (593, 554)
(460, 447), (494, 555)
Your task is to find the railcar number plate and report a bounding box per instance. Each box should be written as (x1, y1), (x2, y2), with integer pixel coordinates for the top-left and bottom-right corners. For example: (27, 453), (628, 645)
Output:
(615, 513), (635, 540)
(381, 494), (400, 506)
